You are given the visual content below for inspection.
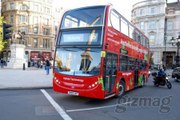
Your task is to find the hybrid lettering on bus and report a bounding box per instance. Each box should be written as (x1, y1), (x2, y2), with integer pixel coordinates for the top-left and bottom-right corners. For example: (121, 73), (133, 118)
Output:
(53, 5), (150, 99)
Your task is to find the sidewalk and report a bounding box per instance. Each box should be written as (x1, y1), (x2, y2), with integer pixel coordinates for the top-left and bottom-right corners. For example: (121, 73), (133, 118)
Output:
(0, 67), (53, 89)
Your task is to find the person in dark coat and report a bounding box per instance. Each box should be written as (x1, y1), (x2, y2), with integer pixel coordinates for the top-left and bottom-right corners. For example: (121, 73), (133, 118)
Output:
(45, 59), (51, 75)
(0, 59), (4, 68)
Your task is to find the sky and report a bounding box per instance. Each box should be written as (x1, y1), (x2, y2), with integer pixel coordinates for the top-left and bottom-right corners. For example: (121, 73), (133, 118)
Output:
(53, 0), (140, 21)
(53, 0), (178, 21)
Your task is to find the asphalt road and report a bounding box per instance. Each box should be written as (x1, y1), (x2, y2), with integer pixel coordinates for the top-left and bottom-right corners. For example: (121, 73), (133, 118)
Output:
(0, 77), (180, 120)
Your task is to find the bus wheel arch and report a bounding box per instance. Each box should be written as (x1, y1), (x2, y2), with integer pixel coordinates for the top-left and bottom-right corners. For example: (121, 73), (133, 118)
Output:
(117, 78), (126, 97)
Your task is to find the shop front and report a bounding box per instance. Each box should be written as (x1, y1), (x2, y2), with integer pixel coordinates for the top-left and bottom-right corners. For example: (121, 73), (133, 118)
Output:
(42, 52), (51, 60)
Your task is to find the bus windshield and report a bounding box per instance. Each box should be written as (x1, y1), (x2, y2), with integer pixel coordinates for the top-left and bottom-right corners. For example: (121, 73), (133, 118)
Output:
(54, 47), (101, 76)
(61, 6), (106, 29)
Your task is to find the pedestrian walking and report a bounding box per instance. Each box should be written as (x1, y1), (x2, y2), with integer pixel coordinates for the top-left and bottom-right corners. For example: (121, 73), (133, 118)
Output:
(0, 59), (4, 68)
(40, 60), (43, 68)
(45, 59), (51, 75)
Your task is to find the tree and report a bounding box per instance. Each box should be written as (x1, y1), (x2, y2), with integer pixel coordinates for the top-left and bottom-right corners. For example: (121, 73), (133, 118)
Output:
(0, 17), (7, 52)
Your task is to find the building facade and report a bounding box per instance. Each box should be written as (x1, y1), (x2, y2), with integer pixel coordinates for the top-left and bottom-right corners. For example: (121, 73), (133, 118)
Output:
(165, 1), (180, 67)
(1, 0), (57, 62)
(132, 0), (180, 68)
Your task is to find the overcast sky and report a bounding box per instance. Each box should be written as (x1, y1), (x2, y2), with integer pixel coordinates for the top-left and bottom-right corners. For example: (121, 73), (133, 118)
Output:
(53, 0), (178, 21)
(53, 0), (140, 21)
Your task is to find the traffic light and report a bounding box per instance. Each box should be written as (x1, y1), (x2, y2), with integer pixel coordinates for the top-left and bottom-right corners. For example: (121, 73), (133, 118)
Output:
(2, 23), (12, 40)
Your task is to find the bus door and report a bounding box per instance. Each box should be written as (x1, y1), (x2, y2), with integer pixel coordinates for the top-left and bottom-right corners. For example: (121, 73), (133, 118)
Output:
(134, 60), (139, 87)
(104, 53), (118, 94)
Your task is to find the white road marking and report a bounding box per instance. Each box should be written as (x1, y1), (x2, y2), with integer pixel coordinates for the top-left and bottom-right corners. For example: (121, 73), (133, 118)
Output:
(40, 89), (72, 120)
(66, 101), (132, 113)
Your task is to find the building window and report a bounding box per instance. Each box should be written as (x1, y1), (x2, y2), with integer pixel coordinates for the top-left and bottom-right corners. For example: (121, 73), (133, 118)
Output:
(150, 7), (155, 14)
(10, 3), (15, 10)
(3, 5), (7, 11)
(56, 8), (61, 13)
(43, 7), (50, 13)
(33, 16), (38, 24)
(140, 9), (145, 15)
(43, 39), (50, 48)
(33, 27), (38, 34)
(148, 21), (156, 29)
(149, 34), (156, 45)
(47, 8), (50, 14)
(33, 38), (38, 48)
(34, 4), (38, 12)
(140, 21), (144, 30)
(44, 18), (49, 25)
(43, 28), (50, 35)
(167, 21), (173, 30)
(19, 15), (27, 23)
(10, 15), (14, 24)
(133, 11), (136, 16)
(21, 5), (28, 10)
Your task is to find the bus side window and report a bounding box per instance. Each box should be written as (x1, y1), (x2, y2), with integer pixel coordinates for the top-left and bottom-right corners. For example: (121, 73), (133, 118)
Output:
(144, 61), (148, 70)
(112, 54), (118, 74)
(120, 55), (128, 71)
(135, 59), (139, 70)
(128, 57), (135, 71)
(139, 60), (143, 70)
(139, 60), (147, 70)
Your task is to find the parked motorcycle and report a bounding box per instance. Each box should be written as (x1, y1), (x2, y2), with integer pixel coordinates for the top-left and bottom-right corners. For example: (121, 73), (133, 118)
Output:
(151, 72), (172, 89)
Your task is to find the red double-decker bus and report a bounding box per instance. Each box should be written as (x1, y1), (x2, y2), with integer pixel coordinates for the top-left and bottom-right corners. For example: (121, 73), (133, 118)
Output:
(53, 5), (150, 99)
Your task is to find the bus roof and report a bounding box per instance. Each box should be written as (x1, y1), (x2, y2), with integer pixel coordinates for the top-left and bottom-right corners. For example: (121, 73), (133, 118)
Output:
(62, 5), (149, 41)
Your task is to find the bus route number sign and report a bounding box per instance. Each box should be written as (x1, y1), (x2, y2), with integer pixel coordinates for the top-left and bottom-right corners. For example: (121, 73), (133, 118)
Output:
(120, 48), (128, 55)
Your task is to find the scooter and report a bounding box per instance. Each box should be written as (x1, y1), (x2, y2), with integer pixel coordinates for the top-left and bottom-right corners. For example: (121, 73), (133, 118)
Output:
(151, 72), (172, 89)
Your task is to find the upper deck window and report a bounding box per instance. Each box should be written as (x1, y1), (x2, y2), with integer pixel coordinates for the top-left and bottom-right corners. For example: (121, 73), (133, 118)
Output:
(61, 6), (106, 29)
(110, 10), (120, 31)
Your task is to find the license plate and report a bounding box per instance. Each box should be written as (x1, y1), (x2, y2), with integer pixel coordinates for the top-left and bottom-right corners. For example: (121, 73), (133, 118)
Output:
(68, 91), (79, 96)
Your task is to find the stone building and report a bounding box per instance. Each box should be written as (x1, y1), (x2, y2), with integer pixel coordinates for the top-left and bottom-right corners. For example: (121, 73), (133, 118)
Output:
(1, 0), (58, 62)
(132, 0), (180, 67)
(165, 1), (180, 67)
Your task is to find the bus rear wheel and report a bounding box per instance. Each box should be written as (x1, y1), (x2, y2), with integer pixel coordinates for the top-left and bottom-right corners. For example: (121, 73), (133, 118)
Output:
(118, 81), (125, 97)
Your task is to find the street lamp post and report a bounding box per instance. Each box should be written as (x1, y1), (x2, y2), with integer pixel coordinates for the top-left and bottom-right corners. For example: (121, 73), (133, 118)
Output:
(170, 35), (180, 67)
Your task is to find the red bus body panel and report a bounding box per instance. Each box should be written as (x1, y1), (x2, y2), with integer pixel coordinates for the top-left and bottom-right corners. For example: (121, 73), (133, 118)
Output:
(53, 71), (105, 99)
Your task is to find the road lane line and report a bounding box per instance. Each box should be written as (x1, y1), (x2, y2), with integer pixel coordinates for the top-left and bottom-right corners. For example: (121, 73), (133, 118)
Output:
(40, 89), (72, 120)
(66, 101), (132, 113)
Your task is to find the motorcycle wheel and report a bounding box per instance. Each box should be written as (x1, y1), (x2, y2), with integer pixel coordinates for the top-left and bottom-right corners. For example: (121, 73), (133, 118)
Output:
(166, 81), (172, 89)
(154, 82), (159, 87)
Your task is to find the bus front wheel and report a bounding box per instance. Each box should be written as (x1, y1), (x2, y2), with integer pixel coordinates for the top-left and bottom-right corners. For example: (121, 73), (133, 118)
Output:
(118, 80), (125, 98)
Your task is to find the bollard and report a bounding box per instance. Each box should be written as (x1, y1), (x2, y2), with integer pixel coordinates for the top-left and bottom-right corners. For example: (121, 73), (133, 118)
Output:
(23, 63), (25, 70)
